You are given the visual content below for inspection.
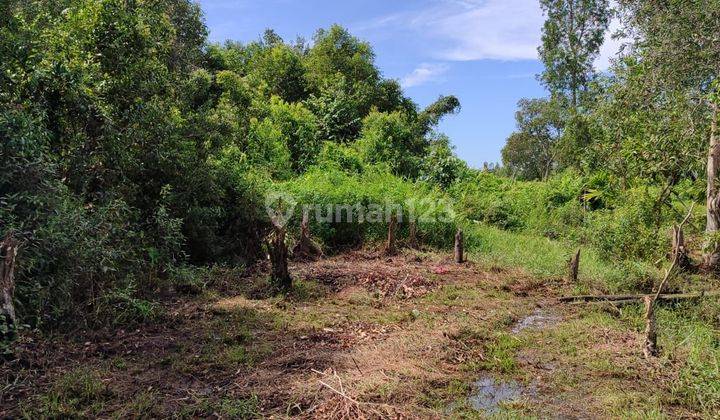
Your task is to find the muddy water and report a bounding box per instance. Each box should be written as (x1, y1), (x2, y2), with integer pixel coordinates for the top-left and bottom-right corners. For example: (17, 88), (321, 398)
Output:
(469, 376), (535, 414)
(511, 308), (560, 334)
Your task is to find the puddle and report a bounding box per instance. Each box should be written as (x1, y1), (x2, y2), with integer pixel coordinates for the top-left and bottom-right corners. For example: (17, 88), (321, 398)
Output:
(511, 308), (560, 334)
(468, 376), (535, 414)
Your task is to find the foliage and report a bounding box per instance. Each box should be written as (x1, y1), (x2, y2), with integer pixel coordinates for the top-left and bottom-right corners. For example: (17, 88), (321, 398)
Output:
(538, 0), (611, 109)
(279, 167), (459, 251)
(501, 97), (566, 180)
(0, 2), (461, 331)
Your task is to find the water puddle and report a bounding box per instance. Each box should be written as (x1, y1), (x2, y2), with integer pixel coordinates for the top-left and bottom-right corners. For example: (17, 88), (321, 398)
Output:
(511, 308), (560, 334)
(468, 376), (535, 414)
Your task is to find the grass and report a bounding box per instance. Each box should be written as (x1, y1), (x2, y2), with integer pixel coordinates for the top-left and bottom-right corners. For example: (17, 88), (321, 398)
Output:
(21, 368), (111, 418)
(465, 223), (659, 293)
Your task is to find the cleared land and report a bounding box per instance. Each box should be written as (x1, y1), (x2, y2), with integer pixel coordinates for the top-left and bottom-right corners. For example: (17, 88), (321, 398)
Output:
(2, 238), (713, 419)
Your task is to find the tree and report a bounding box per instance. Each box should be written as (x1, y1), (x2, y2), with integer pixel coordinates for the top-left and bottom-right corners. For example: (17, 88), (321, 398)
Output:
(421, 134), (468, 189)
(416, 95), (461, 136)
(538, 0), (611, 111)
(618, 0), (720, 268)
(501, 98), (566, 180)
(355, 111), (421, 178)
(305, 76), (363, 143)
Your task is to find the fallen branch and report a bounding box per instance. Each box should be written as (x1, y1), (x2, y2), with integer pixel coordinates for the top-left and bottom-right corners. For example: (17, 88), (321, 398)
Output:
(559, 290), (720, 303)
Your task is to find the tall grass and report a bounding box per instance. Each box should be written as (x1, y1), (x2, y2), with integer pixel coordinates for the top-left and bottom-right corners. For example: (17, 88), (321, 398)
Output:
(464, 222), (659, 293)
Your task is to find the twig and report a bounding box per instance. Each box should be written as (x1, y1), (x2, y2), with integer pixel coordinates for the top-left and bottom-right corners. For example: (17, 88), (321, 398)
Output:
(318, 380), (361, 406)
(351, 357), (363, 375)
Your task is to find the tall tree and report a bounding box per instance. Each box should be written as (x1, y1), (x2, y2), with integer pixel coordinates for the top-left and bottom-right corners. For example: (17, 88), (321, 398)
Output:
(618, 0), (720, 268)
(501, 98), (566, 180)
(538, 0), (611, 111)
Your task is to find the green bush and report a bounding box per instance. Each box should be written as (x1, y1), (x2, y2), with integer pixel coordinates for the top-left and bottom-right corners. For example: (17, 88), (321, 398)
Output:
(277, 166), (459, 251)
(450, 169), (686, 263)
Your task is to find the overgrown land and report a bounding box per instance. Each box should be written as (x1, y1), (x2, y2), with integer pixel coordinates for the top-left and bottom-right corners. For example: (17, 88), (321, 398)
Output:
(2, 0), (720, 418)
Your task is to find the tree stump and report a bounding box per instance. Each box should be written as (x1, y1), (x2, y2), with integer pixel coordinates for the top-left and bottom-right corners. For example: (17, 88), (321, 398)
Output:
(292, 210), (323, 261)
(406, 221), (419, 249)
(671, 224), (690, 270)
(567, 249), (580, 282)
(1, 234), (18, 341)
(268, 226), (291, 290)
(384, 215), (397, 256)
(454, 229), (464, 263)
(643, 296), (658, 358)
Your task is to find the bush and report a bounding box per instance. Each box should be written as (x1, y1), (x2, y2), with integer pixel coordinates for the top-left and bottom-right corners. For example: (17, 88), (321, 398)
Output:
(450, 169), (682, 263)
(276, 166), (460, 251)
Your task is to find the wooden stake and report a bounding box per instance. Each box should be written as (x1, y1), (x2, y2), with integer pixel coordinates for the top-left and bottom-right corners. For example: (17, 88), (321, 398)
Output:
(268, 226), (291, 290)
(292, 210), (322, 260)
(1, 233), (18, 340)
(567, 249), (580, 282)
(643, 296), (658, 358)
(454, 229), (464, 263)
(407, 221), (418, 249)
(671, 224), (690, 270)
(384, 215), (397, 256)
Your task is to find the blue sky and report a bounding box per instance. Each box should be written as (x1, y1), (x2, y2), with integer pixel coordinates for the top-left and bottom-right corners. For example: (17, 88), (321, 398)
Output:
(196, 0), (619, 168)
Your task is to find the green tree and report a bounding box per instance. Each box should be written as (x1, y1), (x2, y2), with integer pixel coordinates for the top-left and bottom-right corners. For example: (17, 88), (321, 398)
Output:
(501, 98), (566, 180)
(538, 0), (611, 111)
(421, 134), (467, 189)
(618, 0), (720, 267)
(355, 111), (422, 178)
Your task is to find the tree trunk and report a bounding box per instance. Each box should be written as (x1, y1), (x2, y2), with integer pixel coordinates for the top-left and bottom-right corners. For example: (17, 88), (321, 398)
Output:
(454, 229), (464, 264)
(672, 224), (690, 270)
(407, 221), (418, 249)
(704, 102), (720, 269)
(567, 249), (580, 283)
(1, 234), (18, 341)
(384, 215), (397, 256)
(292, 210), (322, 261)
(269, 226), (291, 290)
(643, 296), (658, 358)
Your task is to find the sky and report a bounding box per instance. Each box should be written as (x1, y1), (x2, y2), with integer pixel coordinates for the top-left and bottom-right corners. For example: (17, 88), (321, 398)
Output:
(196, 0), (620, 168)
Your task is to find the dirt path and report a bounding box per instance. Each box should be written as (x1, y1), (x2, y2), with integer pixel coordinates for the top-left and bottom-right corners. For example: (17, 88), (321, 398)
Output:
(0, 251), (695, 418)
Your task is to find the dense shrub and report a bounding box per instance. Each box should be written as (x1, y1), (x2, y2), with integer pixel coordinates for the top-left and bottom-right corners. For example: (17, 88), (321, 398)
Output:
(450, 169), (696, 262)
(277, 167), (459, 251)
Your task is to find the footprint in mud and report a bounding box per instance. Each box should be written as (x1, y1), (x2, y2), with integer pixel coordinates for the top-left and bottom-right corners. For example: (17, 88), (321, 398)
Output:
(511, 308), (561, 334)
(469, 376), (536, 414)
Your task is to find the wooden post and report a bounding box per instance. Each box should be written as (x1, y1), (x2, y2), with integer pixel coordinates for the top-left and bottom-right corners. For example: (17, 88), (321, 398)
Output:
(671, 224), (690, 270)
(384, 215), (397, 256)
(269, 226), (291, 290)
(454, 229), (464, 263)
(643, 296), (658, 358)
(567, 249), (580, 282)
(407, 221), (418, 249)
(292, 210), (322, 260)
(1, 234), (18, 340)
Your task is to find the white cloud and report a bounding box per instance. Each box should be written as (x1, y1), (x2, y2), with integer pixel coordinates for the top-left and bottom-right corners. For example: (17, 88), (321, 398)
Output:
(360, 0), (623, 68)
(401, 63), (450, 88)
(429, 0), (544, 61)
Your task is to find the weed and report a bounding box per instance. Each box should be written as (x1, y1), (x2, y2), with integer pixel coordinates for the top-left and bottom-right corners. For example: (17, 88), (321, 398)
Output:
(23, 368), (111, 418)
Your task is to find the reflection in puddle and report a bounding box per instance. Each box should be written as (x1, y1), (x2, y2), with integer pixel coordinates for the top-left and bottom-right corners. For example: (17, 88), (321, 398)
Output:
(469, 376), (534, 414)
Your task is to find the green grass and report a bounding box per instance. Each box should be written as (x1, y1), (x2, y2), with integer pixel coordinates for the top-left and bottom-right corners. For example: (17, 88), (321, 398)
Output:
(22, 368), (112, 418)
(465, 223), (659, 293)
